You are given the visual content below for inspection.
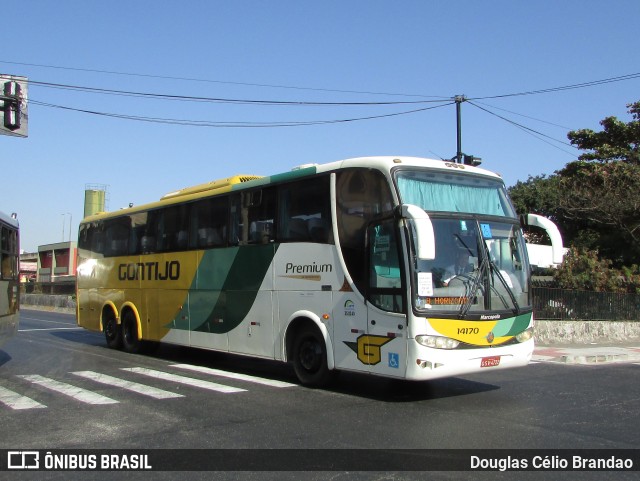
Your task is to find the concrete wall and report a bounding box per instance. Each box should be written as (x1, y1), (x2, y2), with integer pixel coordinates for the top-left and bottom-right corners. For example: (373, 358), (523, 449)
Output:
(21, 294), (76, 311)
(535, 320), (640, 345)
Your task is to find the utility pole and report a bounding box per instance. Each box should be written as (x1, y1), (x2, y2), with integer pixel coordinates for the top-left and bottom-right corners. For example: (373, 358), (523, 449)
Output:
(454, 95), (465, 164)
(452, 94), (482, 166)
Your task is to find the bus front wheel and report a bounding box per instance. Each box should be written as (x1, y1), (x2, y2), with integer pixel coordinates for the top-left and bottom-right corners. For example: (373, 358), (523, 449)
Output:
(292, 325), (333, 387)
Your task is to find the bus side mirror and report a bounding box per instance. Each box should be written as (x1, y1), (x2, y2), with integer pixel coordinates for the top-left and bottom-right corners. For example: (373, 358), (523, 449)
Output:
(401, 204), (436, 260)
(526, 213), (565, 265)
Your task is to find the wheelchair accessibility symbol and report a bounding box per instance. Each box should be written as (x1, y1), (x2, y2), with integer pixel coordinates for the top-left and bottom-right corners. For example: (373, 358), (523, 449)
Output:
(388, 352), (399, 369)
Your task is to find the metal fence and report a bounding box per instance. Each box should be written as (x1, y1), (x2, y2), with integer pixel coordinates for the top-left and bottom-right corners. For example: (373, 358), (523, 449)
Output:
(533, 287), (640, 321)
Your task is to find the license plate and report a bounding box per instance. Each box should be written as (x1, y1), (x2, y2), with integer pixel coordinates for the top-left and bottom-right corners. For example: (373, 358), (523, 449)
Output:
(481, 356), (501, 368)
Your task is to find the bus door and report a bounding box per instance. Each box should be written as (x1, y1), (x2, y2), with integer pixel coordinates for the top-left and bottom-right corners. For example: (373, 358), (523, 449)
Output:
(364, 218), (407, 378)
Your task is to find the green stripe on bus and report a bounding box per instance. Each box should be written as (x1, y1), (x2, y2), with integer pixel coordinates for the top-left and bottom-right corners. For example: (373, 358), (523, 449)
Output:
(492, 312), (532, 337)
(170, 244), (279, 334)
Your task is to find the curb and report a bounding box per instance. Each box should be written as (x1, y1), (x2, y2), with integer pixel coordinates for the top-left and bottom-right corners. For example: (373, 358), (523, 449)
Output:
(534, 346), (640, 365)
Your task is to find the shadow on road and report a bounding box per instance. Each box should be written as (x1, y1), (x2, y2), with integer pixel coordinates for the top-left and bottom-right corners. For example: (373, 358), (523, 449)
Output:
(51, 329), (499, 403)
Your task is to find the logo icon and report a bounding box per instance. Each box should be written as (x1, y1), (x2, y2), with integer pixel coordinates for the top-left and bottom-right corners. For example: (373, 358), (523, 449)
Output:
(8, 451), (39, 469)
(344, 300), (355, 317)
(344, 334), (393, 365)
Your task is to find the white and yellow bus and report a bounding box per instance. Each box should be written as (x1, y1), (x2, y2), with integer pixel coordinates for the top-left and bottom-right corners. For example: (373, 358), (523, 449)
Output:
(77, 156), (543, 386)
(0, 211), (19, 348)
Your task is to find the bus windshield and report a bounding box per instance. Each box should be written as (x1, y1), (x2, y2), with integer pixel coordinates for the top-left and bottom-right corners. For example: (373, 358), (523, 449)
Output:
(409, 218), (530, 315)
(395, 170), (529, 316)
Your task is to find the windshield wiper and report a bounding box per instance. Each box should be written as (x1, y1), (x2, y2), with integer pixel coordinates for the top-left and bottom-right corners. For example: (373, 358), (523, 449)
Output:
(459, 258), (487, 317)
(459, 221), (521, 317)
(486, 257), (521, 314)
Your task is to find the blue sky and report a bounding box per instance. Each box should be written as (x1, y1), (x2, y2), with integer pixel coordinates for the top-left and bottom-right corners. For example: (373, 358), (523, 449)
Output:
(2, 1), (639, 252)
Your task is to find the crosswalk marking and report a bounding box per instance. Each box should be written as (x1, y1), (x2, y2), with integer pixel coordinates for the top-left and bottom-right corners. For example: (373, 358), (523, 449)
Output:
(0, 385), (46, 410)
(71, 371), (184, 399)
(2, 363), (294, 410)
(17, 375), (119, 405)
(121, 367), (247, 394)
(170, 364), (297, 388)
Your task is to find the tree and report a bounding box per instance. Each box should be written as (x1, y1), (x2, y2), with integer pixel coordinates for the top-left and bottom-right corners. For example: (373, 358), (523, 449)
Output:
(508, 174), (565, 245)
(554, 248), (640, 293)
(567, 100), (640, 164)
(558, 100), (640, 264)
(556, 161), (640, 261)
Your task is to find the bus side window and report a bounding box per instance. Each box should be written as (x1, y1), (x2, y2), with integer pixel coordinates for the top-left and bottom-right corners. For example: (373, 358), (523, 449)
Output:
(91, 224), (105, 255)
(156, 204), (189, 252)
(104, 218), (130, 257)
(1, 226), (18, 279)
(278, 176), (331, 244)
(235, 188), (276, 245)
(190, 196), (228, 249)
(336, 169), (394, 294)
(368, 219), (404, 313)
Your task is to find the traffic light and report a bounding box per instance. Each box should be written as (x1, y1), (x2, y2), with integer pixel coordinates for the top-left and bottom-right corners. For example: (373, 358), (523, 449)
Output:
(3, 80), (21, 131)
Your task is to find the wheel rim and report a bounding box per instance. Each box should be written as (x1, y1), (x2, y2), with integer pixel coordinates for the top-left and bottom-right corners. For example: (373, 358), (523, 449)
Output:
(299, 338), (322, 372)
(123, 318), (135, 345)
(105, 319), (116, 340)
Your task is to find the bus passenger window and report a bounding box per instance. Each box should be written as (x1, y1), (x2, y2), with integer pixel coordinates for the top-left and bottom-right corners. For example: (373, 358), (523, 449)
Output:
(156, 204), (190, 252)
(235, 188), (276, 245)
(278, 176), (331, 243)
(104, 218), (130, 257)
(190, 196), (228, 249)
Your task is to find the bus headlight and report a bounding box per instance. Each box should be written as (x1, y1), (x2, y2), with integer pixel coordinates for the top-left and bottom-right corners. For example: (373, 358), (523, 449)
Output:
(415, 335), (460, 350)
(515, 327), (534, 343)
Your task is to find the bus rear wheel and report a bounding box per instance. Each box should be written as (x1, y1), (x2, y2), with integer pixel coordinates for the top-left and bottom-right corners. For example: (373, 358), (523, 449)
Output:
(104, 315), (122, 349)
(292, 325), (333, 387)
(121, 311), (142, 354)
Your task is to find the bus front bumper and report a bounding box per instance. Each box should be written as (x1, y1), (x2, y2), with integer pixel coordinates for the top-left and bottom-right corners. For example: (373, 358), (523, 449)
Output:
(404, 337), (535, 381)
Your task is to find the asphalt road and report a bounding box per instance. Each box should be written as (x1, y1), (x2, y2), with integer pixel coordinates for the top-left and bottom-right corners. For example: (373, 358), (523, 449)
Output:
(1, 309), (638, 480)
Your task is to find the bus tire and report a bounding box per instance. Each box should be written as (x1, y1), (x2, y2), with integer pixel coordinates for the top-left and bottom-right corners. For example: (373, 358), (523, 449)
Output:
(292, 325), (333, 387)
(121, 310), (142, 354)
(104, 315), (122, 349)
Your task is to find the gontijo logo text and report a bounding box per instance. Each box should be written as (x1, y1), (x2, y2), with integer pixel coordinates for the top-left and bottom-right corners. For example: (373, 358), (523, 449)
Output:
(118, 261), (180, 281)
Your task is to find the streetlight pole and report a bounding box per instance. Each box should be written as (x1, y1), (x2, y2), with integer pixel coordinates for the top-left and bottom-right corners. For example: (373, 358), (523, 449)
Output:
(61, 213), (72, 242)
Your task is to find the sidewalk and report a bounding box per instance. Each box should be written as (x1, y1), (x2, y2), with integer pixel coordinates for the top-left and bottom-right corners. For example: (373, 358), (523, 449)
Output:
(533, 344), (640, 365)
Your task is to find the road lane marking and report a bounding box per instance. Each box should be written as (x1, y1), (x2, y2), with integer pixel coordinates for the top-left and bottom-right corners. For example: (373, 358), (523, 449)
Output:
(122, 368), (246, 394)
(17, 375), (119, 405)
(21, 317), (77, 325)
(19, 327), (83, 332)
(0, 385), (47, 410)
(71, 371), (184, 399)
(170, 364), (296, 388)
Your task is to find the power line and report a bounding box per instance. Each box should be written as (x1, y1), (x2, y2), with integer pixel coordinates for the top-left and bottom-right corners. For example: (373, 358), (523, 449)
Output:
(30, 98), (454, 128)
(8, 60), (639, 103)
(467, 101), (579, 156)
(0, 59), (445, 99)
(472, 100), (574, 130)
(470, 72), (640, 101)
(27, 79), (451, 106)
